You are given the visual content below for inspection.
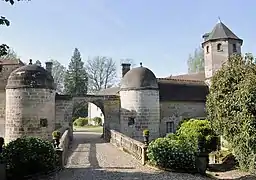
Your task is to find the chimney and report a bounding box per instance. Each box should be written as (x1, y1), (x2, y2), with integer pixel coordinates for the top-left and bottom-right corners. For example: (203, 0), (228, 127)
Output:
(121, 63), (131, 77)
(45, 61), (53, 75)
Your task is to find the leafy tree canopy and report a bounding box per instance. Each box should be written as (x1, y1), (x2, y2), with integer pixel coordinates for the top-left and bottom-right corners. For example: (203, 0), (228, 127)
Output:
(206, 54), (256, 171)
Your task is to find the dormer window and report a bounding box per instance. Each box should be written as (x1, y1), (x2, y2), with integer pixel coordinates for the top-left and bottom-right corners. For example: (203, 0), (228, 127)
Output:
(206, 46), (209, 54)
(217, 43), (222, 51)
(233, 44), (237, 52)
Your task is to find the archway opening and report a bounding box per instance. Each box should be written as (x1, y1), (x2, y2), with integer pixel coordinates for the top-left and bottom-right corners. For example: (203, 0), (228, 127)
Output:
(72, 101), (104, 134)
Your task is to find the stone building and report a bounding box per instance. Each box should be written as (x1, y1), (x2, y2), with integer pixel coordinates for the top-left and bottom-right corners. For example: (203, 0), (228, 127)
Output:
(0, 20), (242, 143)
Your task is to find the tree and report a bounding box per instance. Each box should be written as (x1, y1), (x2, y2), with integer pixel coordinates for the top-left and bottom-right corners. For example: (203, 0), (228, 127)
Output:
(50, 59), (66, 94)
(187, 47), (204, 74)
(0, 48), (18, 61)
(206, 54), (256, 171)
(1, 0), (30, 57)
(86, 56), (117, 92)
(64, 48), (88, 96)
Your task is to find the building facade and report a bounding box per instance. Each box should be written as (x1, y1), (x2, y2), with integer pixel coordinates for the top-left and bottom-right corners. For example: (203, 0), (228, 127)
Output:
(0, 21), (243, 142)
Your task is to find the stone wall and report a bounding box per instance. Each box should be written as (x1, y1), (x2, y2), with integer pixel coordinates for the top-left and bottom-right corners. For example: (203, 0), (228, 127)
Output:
(120, 90), (160, 142)
(5, 88), (55, 143)
(0, 91), (5, 137)
(103, 97), (120, 131)
(55, 96), (73, 128)
(159, 101), (206, 137)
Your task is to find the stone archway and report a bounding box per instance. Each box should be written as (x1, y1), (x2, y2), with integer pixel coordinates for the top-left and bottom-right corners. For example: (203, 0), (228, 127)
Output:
(55, 94), (121, 140)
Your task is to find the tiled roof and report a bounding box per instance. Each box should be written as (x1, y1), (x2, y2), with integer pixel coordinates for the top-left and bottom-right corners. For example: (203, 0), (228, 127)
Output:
(203, 22), (243, 44)
(157, 78), (209, 102)
(168, 72), (205, 81)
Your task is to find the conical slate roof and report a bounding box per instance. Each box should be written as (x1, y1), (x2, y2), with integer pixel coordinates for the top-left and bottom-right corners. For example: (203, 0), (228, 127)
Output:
(203, 21), (243, 44)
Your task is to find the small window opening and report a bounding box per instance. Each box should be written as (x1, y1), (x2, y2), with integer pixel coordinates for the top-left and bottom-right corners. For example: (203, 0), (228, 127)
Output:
(40, 118), (48, 127)
(166, 121), (174, 133)
(217, 43), (222, 51)
(0, 65), (2, 72)
(206, 46), (209, 53)
(128, 117), (135, 127)
(233, 44), (237, 52)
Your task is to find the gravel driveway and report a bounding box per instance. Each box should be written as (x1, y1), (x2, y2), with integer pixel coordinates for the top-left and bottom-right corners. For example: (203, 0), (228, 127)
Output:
(47, 131), (211, 180)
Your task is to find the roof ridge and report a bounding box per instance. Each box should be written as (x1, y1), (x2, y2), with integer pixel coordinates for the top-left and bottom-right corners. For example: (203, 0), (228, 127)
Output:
(157, 77), (204, 83)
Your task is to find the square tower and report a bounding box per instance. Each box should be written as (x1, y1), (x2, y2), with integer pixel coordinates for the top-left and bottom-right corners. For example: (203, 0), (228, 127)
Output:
(202, 20), (243, 84)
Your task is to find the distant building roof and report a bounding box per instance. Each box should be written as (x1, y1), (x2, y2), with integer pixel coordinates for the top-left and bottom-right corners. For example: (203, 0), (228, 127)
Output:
(0, 58), (24, 65)
(96, 87), (120, 96)
(168, 72), (205, 81)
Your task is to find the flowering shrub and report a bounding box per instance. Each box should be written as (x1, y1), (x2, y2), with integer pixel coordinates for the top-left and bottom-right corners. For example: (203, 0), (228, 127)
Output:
(2, 137), (58, 178)
(147, 137), (196, 170)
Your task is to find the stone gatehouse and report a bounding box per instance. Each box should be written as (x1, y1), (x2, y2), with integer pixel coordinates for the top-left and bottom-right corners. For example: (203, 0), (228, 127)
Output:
(0, 20), (243, 142)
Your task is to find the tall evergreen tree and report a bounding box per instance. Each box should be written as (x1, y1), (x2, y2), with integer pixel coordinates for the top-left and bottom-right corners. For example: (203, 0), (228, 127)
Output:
(187, 47), (204, 74)
(64, 48), (88, 96)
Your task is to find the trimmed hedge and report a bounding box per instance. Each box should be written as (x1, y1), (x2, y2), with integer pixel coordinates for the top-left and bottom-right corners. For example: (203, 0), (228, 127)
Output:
(73, 117), (88, 126)
(93, 117), (102, 126)
(147, 137), (196, 170)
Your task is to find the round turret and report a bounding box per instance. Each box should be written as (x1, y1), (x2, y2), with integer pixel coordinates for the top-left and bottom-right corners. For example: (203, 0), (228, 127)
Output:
(120, 66), (158, 90)
(6, 64), (54, 89)
(5, 61), (56, 143)
(119, 65), (160, 142)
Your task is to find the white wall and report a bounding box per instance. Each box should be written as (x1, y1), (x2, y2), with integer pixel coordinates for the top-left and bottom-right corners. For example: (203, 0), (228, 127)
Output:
(87, 102), (104, 125)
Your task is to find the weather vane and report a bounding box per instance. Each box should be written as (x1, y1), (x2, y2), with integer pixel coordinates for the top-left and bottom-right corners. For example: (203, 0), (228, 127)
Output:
(218, 16), (221, 23)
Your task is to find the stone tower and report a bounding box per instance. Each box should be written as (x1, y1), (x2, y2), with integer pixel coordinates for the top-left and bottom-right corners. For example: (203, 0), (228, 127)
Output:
(0, 59), (24, 137)
(5, 60), (56, 143)
(119, 64), (160, 142)
(202, 20), (243, 84)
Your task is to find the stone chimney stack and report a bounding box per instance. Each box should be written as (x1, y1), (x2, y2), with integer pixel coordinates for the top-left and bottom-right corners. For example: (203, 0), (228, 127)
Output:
(121, 63), (131, 77)
(45, 61), (53, 75)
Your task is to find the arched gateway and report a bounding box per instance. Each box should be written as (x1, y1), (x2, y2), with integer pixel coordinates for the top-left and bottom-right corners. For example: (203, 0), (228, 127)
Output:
(55, 94), (120, 138)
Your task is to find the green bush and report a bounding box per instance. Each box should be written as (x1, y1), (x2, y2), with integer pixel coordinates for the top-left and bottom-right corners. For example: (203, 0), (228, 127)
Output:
(177, 119), (217, 152)
(143, 129), (149, 136)
(93, 117), (102, 126)
(166, 133), (178, 139)
(2, 137), (58, 178)
(147, 137), (196, 170)
(73, 117), (88, 126)
(52, 130), (61, 139)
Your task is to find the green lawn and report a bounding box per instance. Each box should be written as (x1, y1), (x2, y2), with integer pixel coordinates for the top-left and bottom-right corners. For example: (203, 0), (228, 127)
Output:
(73, 125), (103, 133)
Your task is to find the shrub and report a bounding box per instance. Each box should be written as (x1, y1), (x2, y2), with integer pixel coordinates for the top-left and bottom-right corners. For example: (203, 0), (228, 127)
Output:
(2, 137), (58, 178)
(143, 129), (149, 136)
(177, 119), (217, 152)
(73, 117), (88, 126)
(52, 130), (61, 139)
(166, 133), (178, 140)
(93, 117), (102, 126)
(147, 137), (196, 170)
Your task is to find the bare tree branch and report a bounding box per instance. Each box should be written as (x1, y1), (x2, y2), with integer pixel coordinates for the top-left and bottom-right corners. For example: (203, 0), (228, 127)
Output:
(86, 56), (117, 92)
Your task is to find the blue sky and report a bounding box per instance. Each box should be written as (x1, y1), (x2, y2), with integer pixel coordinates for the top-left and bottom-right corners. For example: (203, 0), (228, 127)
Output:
(0, 0), (255, 78)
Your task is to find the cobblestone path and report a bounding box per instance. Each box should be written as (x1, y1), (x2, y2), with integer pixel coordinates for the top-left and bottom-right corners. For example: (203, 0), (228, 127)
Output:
(49, 131), (211, 180)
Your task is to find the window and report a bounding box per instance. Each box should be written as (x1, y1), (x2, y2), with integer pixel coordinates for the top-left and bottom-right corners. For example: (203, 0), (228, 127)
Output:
(217, 43), (222, 51)
(233, 44), (237, 52)
(206, 46), (209, 53)
(0, 65), (2, 72)
(166, 122), (174, 133)
(128, 117), (135, 127)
